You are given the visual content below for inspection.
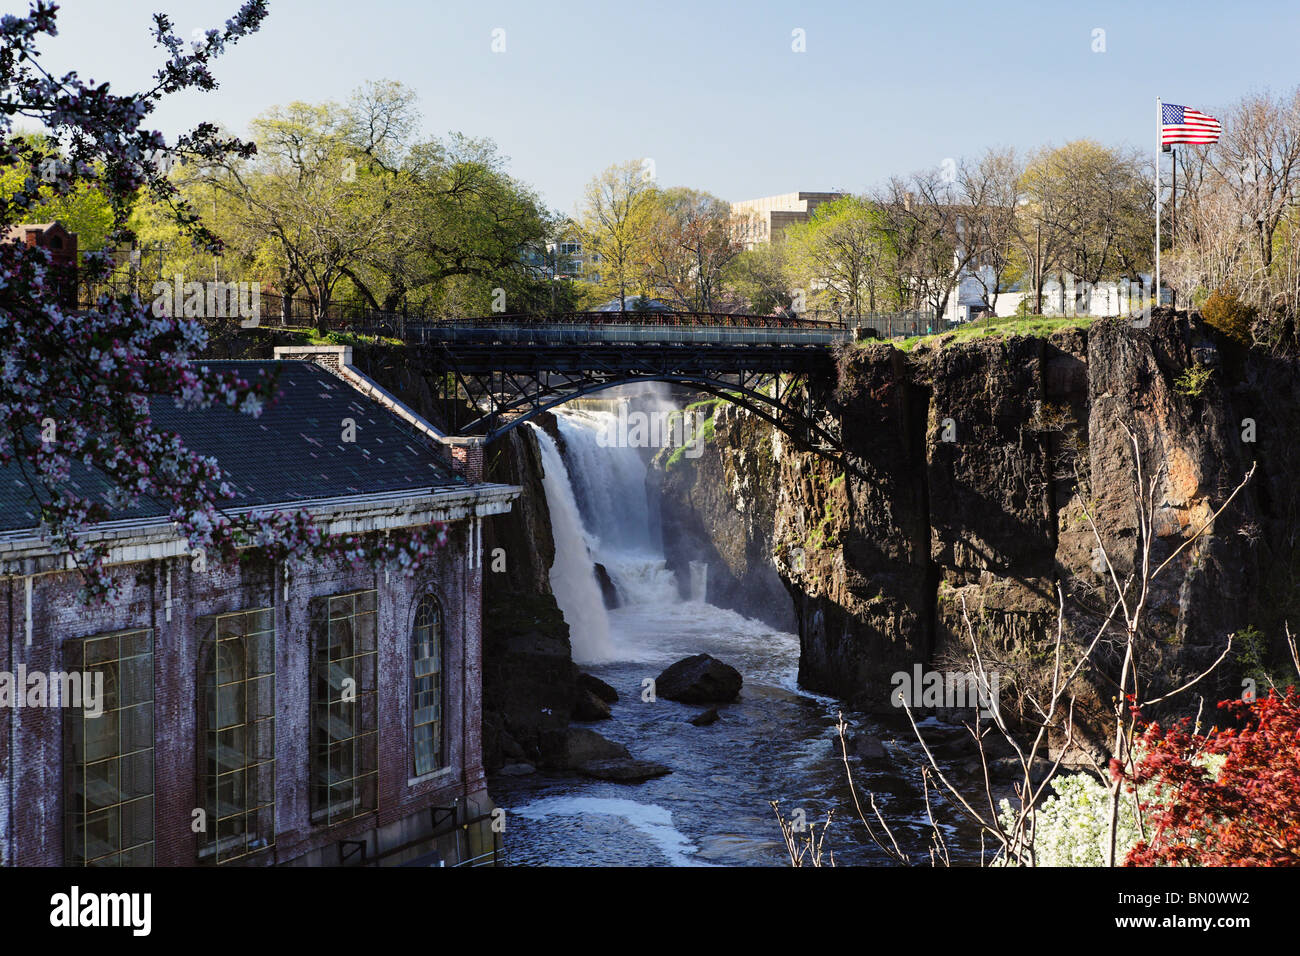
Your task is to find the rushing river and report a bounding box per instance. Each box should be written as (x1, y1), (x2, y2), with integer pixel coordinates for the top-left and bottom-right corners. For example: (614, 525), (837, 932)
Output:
(489, 391), (979, 867)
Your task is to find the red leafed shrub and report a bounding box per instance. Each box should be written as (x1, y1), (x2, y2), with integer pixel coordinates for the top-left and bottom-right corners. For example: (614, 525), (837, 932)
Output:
(1123, 689), (1300, 866)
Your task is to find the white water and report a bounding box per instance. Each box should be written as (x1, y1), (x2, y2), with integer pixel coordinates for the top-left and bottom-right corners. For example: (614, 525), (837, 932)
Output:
(511, 796), (707, 866)
(551, 405), (680, 611)
(689, 560), (709, 603)
(501, 388), (983, 866)
(529, 423), (616, 663)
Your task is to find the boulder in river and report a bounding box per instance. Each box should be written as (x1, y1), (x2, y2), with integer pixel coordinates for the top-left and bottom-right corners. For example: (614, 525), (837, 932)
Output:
(572, 688), (612, 721)
(689, 707), (720, 726)
(561, 728), (630, 768)
(578, 672), (619, 703)
(850, 733), (887, 761)
(655, 654), (742, 704)
(497, 762), (536, 777)
(578, 758), (672, 782)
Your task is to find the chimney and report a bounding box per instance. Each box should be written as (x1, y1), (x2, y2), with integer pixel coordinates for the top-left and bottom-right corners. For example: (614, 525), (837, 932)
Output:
(443, 437), (485, 485)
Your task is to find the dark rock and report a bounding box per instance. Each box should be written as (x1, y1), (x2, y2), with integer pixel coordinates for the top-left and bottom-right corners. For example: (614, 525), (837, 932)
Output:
(578, 758), (672, 782)
(578, 672), (618, 703)
(650, 401), (798, 631)
(850, 733), (887, 760)
(496, 724), (526, 761)
(572, 688), (612, 721)
(593, 562), (620, 609)
(481, 593), (576, 770)
(689, 706), (720, 726)
(561, 728), (629, 768)
(987, 756), (1055, 785)
(479, 422), (579, 772)
(655, 654), (743, 704)
(496, 762), (536, 777)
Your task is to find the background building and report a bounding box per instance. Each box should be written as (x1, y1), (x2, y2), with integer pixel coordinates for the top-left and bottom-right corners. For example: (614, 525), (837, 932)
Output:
(730, 191), (844, 248)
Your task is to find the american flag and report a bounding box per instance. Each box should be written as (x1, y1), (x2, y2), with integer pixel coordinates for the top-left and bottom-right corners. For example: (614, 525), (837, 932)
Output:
(1161, 103), (1222, 145)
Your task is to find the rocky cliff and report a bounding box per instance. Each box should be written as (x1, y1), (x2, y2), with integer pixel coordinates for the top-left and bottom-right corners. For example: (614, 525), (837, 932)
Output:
(657, 312), (1300, 740)
(212, 317), (1300, 751)
(650, 400), (796, 630)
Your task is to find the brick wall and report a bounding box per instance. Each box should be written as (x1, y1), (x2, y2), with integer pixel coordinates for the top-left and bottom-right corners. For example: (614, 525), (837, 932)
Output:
(1, 515), (487, 867)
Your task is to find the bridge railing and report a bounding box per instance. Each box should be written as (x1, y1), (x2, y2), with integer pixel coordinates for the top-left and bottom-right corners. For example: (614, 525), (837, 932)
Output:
(842, 311), (953, 339)
(78, 284), (952, 341)
(373, 321), (852, 348)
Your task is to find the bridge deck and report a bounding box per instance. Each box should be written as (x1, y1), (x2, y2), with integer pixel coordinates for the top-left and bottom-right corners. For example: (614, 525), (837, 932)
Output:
(375, 322), (852, 348)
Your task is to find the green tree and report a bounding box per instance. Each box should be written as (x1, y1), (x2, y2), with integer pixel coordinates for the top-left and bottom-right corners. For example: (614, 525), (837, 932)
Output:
(576, 160), (656, 310)
(723, 242), (794, 315)
(786, 195), (895, 315)
(1021, 140), (1151, 314)
(0, 133), (115, 252)
(640, 187), (740, 311)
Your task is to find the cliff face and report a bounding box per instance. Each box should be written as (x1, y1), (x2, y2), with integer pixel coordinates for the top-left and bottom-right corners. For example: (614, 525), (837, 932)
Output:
(212, 320), (1300, 744)
(651, 402), (795, 630)
(659, 313), (1300, 734)
(480, 416), (577, 771)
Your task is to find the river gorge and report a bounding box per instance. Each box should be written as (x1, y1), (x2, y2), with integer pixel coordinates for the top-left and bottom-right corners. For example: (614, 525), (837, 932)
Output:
(216, 310), (1300, 866)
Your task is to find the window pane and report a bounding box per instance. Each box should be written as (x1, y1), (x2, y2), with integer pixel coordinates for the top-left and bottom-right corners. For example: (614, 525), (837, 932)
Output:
(411, 597), (444, 776)
(197, 609), (276, 863)
(65, 630), (154, 867)
(311, 591), (378, 824)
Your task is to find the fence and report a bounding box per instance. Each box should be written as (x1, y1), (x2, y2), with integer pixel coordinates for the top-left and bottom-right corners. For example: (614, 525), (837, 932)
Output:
(77, 284), (953, 341)
(395, 321), (850, 348)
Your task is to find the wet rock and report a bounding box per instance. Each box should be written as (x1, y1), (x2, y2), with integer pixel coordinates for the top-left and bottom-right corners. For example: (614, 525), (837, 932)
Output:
(497, 762), (536, 777)
(655, 654), (743, 704)
(572, 688), (612, 721)
(986, 756), (1055, 785)
(652, 404), (798, 632)
(578, 758), (672, 782)
(593, 562), (620, 609)
(561, 728), (629, 768)
(482, 595), (577, 770)
(850, 733), (887, 761)
(578, 672), (618, 703)
(689, 707), (720, 726)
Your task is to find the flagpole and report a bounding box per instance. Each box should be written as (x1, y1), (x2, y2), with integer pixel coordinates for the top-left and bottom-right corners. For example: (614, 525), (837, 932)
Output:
(1155, 97), (1162, 304)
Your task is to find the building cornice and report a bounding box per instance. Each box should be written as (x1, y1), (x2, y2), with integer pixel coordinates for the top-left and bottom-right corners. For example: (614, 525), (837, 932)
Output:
(0, 482), (520, 578)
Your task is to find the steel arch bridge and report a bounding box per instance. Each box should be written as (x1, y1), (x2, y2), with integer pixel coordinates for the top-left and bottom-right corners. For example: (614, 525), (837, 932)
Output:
(355, 312), (857, 465)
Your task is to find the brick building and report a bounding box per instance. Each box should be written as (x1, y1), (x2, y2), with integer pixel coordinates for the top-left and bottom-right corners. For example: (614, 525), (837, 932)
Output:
(0, 347), (518, 866)
(4, 221), (77, 306)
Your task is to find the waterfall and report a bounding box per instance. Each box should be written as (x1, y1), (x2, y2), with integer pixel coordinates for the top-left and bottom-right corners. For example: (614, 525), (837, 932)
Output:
(528, 424), (615, 663)
(689, 561), (709, 603)
(553, 405), (679, 608)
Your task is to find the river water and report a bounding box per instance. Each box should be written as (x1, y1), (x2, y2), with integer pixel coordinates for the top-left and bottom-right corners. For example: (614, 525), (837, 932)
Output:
(489, 392), (978, 866)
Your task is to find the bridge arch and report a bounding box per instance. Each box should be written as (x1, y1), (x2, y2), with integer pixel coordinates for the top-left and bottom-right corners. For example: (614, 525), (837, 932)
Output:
(455, 372), (847, 473)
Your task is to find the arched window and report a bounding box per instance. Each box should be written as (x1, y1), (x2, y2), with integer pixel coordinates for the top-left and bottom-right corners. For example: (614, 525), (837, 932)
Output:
(411, 596), (444, 776)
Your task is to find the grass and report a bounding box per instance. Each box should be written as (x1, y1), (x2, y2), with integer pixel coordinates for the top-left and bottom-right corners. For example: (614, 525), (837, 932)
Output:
(881, 314), (1096, 352)
(275, 327), (405, 347)
(663, 401), (721, 471)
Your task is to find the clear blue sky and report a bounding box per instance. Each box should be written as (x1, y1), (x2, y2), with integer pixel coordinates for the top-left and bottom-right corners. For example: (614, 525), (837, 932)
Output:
(34, 0), (1300, 214)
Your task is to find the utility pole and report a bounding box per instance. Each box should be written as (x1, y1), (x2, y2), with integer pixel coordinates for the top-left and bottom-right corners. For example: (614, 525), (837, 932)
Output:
(1035, 221), (1042, 315)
